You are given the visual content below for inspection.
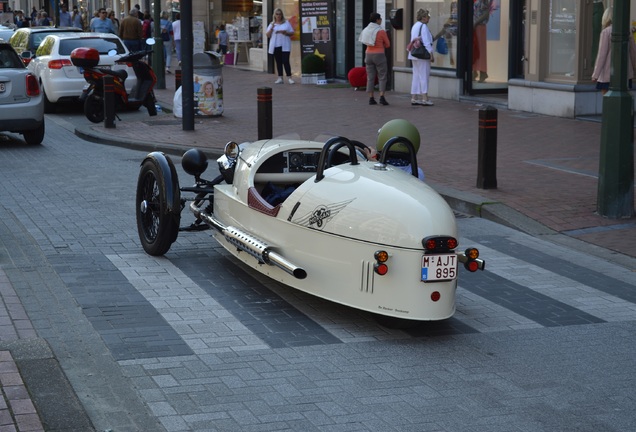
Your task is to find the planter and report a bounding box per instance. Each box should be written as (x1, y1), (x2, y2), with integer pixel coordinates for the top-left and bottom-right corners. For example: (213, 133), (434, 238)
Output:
(301, 73), (326, 85)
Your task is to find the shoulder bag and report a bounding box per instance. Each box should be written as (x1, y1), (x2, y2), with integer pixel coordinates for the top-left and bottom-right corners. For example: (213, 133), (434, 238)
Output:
(409, 23), (431, 60)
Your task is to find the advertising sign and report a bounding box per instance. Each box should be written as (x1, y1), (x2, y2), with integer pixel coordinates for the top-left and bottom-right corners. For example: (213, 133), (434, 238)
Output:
(299, 0), (333, 78)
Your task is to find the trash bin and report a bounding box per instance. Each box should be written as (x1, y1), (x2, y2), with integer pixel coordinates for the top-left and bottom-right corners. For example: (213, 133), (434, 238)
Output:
(193, 51), (223, 117)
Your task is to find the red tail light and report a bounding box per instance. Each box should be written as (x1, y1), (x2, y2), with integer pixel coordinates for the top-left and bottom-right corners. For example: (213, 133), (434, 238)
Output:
(422, 236), (458, 253)
(25, 74), (40, 96)
(374, 263), (388, 275)
(48, 59), (73, 69)
(431, 291), (441, 302)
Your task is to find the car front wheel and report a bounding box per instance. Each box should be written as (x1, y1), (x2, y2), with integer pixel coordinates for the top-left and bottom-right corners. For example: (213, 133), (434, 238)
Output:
(22, 122), (45, 145)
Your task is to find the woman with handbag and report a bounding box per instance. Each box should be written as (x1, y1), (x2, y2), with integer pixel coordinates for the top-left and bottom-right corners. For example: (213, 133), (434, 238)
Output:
(409, 9), (435, 106)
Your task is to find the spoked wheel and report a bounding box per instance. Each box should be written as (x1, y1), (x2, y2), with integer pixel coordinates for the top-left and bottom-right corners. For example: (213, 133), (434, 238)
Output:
(84, 93), (104, 123)
(136, 159), (180, 256)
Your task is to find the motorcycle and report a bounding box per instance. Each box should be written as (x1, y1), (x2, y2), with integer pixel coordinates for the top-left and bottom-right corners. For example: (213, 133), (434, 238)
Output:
(71, 40), (158, 123)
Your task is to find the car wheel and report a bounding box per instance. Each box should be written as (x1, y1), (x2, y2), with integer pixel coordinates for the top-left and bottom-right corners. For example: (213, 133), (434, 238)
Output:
(136, 159), (180, 256)
(22, 122), (45, 145)
(84, 93), (104, 123)
(42, 88), (56, 114)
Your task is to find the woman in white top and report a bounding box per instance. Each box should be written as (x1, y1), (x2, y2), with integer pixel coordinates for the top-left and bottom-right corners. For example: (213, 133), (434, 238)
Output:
(266, 8), (295, 84)
(409, 9), (435, 106)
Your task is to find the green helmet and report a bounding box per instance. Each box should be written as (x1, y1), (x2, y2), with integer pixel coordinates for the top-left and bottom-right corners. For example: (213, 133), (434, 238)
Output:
(376, 119), (420, 154)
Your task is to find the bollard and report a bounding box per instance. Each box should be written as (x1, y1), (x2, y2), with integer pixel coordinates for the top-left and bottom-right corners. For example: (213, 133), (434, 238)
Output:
(103, 75), (116, 129)
(476, 105), (497, 189)
(257, 87), (273, 140)
(175, 69), (181, 90)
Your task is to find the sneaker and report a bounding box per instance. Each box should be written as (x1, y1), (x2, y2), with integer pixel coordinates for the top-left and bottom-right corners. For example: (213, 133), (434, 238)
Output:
(165, 68), (172, 74)
(422, 99), (434, 106)
(411, 99), (422, 106)
(288, 78), (295, 84)
(379, 96), (389, 106)
(369, 97), (377, 105)
(274, 78), (284, 84)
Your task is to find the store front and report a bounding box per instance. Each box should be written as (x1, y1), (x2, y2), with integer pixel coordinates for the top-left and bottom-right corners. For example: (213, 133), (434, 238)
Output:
(391, 0), (636, 118)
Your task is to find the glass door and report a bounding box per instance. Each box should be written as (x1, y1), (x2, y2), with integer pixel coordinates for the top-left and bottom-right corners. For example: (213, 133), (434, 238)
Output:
(463, 0), (513, 94)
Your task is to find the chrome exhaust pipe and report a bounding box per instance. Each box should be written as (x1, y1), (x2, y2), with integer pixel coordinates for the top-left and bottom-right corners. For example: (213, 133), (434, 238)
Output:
(190, 202), (307, 279)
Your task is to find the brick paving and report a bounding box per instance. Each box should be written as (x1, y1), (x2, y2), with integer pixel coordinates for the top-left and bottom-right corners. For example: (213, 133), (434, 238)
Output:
(77, 60), (636, 261)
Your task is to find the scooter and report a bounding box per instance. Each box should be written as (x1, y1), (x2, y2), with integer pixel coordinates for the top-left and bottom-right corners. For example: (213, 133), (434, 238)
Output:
(73, 40), (158, 123)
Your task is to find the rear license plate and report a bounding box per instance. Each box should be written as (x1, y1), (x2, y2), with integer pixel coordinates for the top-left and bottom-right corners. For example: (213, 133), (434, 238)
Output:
(0, 83), (5, 93)
(421, 254), (457, 282)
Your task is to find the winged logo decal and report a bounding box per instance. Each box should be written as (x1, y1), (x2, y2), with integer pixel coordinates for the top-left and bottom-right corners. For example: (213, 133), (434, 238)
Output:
(292, 199), (355, 230)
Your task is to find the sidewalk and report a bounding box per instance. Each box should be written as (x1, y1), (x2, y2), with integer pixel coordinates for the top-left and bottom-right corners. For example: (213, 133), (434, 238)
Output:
(76, 62), (636, 263)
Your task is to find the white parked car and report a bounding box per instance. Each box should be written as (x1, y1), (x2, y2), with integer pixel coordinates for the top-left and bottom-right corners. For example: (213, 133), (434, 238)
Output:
(27, 33), (137, 113)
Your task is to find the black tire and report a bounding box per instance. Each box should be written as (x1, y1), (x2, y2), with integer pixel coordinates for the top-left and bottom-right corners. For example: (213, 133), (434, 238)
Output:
(84, 93), (104, 123)
(42, 88), (56, 114)
(22, 122), (45, 145)
(136, 159), (180, 256)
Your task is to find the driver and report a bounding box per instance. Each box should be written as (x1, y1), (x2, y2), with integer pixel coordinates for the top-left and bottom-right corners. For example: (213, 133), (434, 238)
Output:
(365, 119), (425, 181)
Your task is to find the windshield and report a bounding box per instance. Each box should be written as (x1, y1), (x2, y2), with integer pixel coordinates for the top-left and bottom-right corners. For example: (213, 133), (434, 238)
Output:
(59, 38), (126, 56)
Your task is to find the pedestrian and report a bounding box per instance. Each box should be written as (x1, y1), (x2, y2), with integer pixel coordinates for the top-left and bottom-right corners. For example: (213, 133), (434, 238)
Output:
(90, 8), (115, 34)
(30, 6), (37, 24)
(473, 0), (493, 83)
(119, 9), (143, 53)
(409, 8), (435, 106)
(160, 11), (173, 73)
(172, 13), (181, 66)
(71, 6), (83, 29)
(58, 4), (72, 27)
(592, 7), (636, 95)
(358, 12), (390, 106)
(108, 9), (120, 35)
(217, 24), (228, 55)
(266, 8), (295, 84)
(39, 11), (51, 26)
(142, 13), (152, 39)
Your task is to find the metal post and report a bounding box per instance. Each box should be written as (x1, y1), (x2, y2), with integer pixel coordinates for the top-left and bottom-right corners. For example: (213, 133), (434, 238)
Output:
(103, 76), (116, 129)
(181, 0), (194, 131)
(597, 0), (635, 218)
(257, 87), (273, 140)
(175, 69), (181, 90)
(152, 1), (165, 89)
(476, 106), (497, 189)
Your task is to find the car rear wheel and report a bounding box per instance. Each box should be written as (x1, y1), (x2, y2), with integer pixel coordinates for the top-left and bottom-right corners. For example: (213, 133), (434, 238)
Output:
(84, 93), (104, 123)
(42, 88), (56, 114)
(136, 159), (180, 256)
(22, 122), (45, 145)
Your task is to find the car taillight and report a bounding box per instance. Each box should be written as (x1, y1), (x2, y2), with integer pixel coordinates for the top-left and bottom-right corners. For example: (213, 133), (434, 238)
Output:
(25, 74), (40, 96)
(373, 250), (389, 275)
(422, 236), (458, 253)
(48, 59), (73, 69)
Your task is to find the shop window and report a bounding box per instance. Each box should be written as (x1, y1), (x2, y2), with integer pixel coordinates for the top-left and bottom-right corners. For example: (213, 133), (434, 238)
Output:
(413, 1), (458, 70)
(548, 0), (577, 77)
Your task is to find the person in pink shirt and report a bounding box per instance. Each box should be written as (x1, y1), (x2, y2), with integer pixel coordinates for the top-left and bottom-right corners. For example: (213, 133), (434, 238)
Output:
(358, 12), (390, 105)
